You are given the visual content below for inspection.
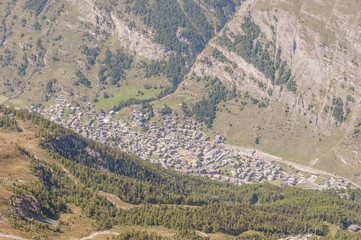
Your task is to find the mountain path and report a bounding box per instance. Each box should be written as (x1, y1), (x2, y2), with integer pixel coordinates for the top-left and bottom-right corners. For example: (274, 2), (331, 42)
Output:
(0, 233), (28, 240)
(77, 230), (119, 240)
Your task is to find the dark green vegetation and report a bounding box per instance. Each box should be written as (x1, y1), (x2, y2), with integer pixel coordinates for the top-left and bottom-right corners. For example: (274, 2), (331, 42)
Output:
(80, 45), (100, 66)
(100, 49), (133, 85)
(181, 101), (193, 117)
(45, 79), (57, 94)
(190, 77), (241, 128)
(0, 114), (22, 132)
(127, 0), (240, 57)
(115, 230), (165, 240)
(211, 48), (229, 63)
(161, 104), (172, 115)
(75, 71), (91, 87)
(25, 0), (48, 16)
(218, 18), (296, 90)
(332, 97), (344, 123)
(2, 105), (361, 239)
(114, 229), (205, 240)
(192, 78), (231, 127)
(11, 147), (117, 230)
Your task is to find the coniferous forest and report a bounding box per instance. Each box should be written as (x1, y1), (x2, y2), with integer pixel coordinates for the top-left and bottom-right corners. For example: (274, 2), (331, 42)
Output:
(1, 105), (361, 239)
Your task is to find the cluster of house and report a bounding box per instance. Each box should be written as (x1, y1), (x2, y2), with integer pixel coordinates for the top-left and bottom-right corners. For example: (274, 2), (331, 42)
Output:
(30, 100), (352, 190)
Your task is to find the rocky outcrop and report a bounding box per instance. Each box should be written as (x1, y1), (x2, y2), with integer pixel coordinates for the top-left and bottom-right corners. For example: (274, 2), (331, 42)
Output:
(9, 194), (57, 226)
(110, 13), (168, 60)
(67, 0), (168, 61)
(10, 194), (41, 220)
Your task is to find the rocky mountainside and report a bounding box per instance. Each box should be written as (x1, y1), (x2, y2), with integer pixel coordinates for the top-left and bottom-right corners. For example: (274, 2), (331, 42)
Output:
(0, 0), (240, 107)
(187, 0), (361, 130)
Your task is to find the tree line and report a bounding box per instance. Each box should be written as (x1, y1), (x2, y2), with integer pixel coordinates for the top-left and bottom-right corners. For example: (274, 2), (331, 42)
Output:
(0, 114), (22, 132)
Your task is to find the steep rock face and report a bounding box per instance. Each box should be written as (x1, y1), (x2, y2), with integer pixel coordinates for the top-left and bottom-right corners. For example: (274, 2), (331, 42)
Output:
(67, 0), (168, 60)
(253, 0), (361, 131)
(110, 12), (168, 60)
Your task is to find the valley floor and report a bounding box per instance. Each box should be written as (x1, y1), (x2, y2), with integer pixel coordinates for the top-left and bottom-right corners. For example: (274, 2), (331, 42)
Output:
(31, 100), (356, 191)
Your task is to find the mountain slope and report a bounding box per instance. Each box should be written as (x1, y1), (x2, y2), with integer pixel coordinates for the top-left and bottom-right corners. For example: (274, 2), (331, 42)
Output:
(0, 0), (241, 110)
(175, 0), (361, 180)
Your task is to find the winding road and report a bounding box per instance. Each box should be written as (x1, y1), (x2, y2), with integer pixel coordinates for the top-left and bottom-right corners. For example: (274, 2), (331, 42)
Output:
(253, 149), (361, 189)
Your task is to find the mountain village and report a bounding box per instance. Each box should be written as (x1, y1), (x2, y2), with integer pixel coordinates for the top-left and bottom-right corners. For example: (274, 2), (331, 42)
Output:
(31, 99), (352, 190)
